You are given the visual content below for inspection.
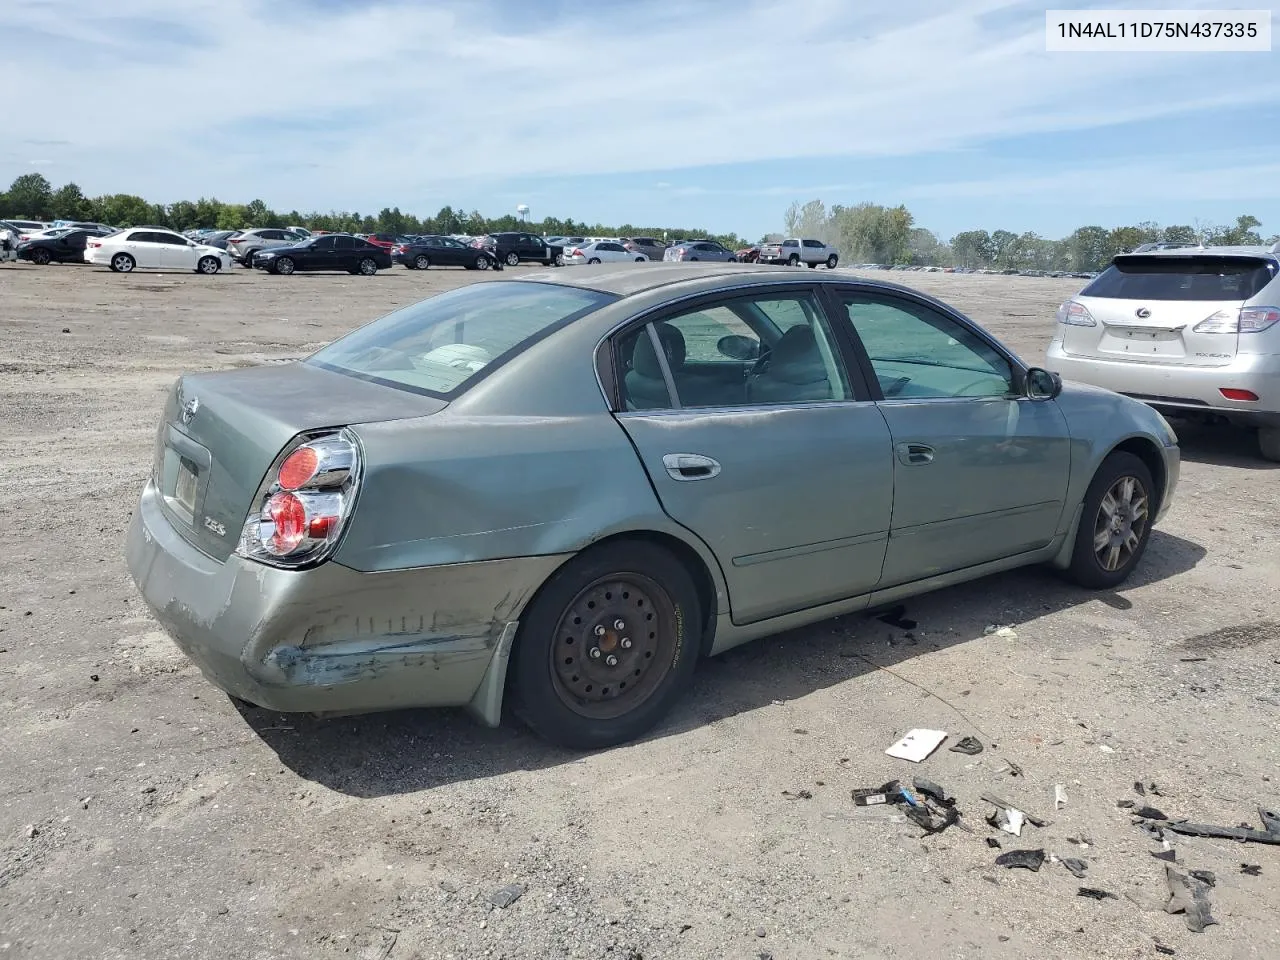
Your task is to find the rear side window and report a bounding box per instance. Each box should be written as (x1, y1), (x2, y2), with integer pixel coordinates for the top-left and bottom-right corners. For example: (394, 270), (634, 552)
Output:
(308, 281), (615, 397)
(1083, 256), (1276, 301)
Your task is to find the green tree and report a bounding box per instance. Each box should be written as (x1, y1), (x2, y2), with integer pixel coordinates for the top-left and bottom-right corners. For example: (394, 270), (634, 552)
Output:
(1065, 225), (1109, 271)
(950, 230), (994, 268)
(166, 200), (200, 231)
(244, 199), (273, 228)
(6, 173), (54, 219)
(1207, 214), (1262, 246)
(907, 227), (948, 266)
(90, 193), (154, 227)
(1161, 224), (1197, 244)
(215, 204), (250, 230)
(51, 182), (91, 220)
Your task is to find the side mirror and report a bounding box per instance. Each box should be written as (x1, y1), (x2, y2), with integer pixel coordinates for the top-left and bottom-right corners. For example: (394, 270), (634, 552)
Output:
(1026, 367), (1063, 400)
(717, 334), (760, 361)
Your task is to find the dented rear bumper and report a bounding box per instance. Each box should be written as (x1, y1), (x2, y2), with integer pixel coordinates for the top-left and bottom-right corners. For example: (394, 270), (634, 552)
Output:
(126, 480), (568, 720)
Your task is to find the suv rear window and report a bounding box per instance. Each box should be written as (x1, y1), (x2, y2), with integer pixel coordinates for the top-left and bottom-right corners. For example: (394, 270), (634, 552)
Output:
(1083, 255), (1276, 301)
(308, 281), (616, 397)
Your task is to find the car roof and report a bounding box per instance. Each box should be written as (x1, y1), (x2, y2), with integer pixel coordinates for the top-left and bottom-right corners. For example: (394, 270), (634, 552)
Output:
(513, 261), (906, 299)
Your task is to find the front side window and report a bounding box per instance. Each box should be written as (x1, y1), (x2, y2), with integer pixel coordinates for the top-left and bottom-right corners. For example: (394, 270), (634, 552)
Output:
(839, 293), (1014, 399)
(311, 236), (336, 250)
(309, 281), (615, 397)
(617, 292), (851, 410)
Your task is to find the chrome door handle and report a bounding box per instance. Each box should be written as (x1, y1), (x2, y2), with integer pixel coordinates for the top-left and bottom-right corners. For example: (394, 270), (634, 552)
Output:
(896, 442), (934, 465)
(662, 453), (721, 481)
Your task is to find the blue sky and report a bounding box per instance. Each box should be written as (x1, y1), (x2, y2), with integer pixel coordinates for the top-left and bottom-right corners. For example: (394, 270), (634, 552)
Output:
(2, 0), (1278, 241)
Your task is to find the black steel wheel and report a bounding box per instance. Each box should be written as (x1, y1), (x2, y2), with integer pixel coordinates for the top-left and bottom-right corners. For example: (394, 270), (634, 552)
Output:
(1065, 451), (1155, 588)
(511, 541), (702, 749)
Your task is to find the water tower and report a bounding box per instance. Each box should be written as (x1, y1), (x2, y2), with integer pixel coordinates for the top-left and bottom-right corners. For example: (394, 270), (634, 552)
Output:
(517, 204), (529, 223)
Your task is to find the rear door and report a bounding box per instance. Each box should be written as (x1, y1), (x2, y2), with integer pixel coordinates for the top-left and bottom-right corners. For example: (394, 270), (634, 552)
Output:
(437, 237), (468, 265)
(610, 285), (895, 625)
(1068, 255), (1277, 367)
(127, 231), (164, 268)
(333, 235), (358, 270)
(828, 286), (1072, 586)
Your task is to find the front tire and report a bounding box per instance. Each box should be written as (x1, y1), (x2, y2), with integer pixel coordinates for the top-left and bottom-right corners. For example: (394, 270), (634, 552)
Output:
(275, 257), (295, 275)
(826, 254), (839, 269)
(1260, 427), (1280, 462)
(505, 251), (520, 267)
(510, 541), (702, 749)
(475, 254), (492, 270)
(110, 253), (135, 273)
(587, 257), (602, 265)
(1064, 451), (1155, 589)
(358, 257), (378, 276)
(197, 256), (220, 275)
(31, 248), (52, 265)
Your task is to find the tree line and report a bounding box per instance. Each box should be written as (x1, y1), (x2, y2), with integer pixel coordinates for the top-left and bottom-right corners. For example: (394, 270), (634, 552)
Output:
(0, 173), (747, 250)
(784, 199), (1276, 272)
(3, 172), (1273, 273)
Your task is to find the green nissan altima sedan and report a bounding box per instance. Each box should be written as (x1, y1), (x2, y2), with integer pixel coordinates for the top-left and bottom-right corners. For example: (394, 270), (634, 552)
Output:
(126, 263), (1180, 748)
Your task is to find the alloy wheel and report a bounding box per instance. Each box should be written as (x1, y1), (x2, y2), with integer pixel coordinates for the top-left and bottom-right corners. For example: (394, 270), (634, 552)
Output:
(1092, 475), (1149, 572)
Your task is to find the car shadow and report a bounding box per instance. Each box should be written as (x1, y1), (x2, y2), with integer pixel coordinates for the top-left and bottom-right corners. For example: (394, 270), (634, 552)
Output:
(1167, 419), (1278, 470)
(238, 529), (1206, 797)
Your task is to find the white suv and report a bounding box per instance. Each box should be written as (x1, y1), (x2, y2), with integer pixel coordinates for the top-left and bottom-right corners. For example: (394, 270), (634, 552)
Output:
(1046, 243), (1280, 461)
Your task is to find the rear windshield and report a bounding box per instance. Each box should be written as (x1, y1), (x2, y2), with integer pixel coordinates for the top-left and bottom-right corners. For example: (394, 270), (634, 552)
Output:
(307, 281), (615, 397)
(1082, 256), (1276, 301)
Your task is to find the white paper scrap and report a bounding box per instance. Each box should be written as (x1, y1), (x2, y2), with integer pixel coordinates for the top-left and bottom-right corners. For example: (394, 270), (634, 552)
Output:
(884, 729), (948, 763)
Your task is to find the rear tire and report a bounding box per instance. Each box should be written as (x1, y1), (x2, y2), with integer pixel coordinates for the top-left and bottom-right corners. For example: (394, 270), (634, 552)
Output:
(241, 249), (259, 267)
(1259, 427), (1280, 462)
(826, 254), (838, 269)
(110, 253), (135, 273)
(588, 257), (602, 264)
(510, 541), (702, 750)
(807, 261), (817, 268)
(788, 254), (800, 266)
(358, 257), (378, 276)
(1063, 451), (1155, 589)
(31, 248), (52, 265)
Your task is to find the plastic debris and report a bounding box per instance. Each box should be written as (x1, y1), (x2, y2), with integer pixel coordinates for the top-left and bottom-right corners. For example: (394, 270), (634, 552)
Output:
(1098, 744), (1115, 754)
(1189, 870), (1216, 887)
(988, 807), (1026, 837)
(487, 884), (527, 909)
(781, 789), (813, 800)
(912, 776), (949, 804)
(852, 781), (904, 807)
(1241, 863), (1261, 876)
(1151, 807), (1280, 846)
(885, 729), (947, 763)
(1077, 887), (1117, 900)
(1154, 943), (1175, 956)
(1054, 784), (1068, 810)
(1151, 849), (1178, 863)
(985, 837), (1002, 848)
(983, 624), (1018, 639)
(948, 736), (983, 756)
(1134, 805), (1168, 820)
(1163, 866), (1217, 933)
(995, 849), (1045, 871)
(983, 793), (1051, 828)
(1060, 857), (1088, 879)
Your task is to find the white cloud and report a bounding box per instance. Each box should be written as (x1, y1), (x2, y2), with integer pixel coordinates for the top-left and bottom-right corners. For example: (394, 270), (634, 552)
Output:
(3, 0), (1279, 214)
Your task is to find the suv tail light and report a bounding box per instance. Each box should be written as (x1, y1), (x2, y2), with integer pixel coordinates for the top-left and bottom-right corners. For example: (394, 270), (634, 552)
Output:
(1194, 306), (1280, 334)
(1055, 300), (1095, 326)
(237, 431), (361, 568)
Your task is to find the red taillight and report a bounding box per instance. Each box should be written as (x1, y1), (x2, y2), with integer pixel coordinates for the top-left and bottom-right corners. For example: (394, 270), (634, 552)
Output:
(237, 432), (359, 568)
(570, 248), (582, 257)
(1220, 388), (1259, 402)
(278, 445), (320, 490)
(88, 240), (101, 248)
(266, 492), (307, 554)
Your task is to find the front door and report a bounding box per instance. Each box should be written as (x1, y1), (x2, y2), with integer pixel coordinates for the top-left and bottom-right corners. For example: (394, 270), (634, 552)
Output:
(612, 286), (894, 625)
(159, 232), (197, 271)
(828, 287), (1072, 587)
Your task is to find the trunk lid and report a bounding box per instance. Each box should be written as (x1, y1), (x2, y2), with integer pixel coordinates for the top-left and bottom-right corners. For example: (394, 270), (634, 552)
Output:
(152, 361), (446, 561)
(1065, 254), (1276, 368)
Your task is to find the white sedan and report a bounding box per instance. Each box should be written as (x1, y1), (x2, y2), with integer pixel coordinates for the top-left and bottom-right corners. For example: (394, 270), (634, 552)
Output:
(85, 228), (231, 274)
(563, 240), (650, 265)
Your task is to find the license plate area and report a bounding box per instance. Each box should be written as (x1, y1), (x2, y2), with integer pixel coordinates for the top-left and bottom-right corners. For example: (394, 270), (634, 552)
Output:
(159, 424), (212, 528)
(174, 458), (198, 517)
(1100, 326), (1186, 359)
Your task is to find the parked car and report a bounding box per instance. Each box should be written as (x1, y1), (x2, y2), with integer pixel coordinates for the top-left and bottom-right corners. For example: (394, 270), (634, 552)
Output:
(227, 228), (311, 266)
(5, 219), (50, 240)
(16, 228), (100, 264)
(193, 230), (238, 250)
(564, 240), (650, 265)
(1046, 243), (1280, 461)
(362, 233), (399, 251)
(622, 237), (668, 260)
(735, 245), (762, 263)
(84, 228), (230, 274)
(286, 225), (313, 238)
(125, 263), (1178, 750)
(251, 234), (393, 275)
(485, 231), (565, 267)
(392, 235), (500, 271)
(758, 238), (840, 268)
(663, 240), (738, 262)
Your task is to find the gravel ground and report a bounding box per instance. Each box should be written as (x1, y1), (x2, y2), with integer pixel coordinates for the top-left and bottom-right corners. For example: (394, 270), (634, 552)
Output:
(1, 261), (1277, 960)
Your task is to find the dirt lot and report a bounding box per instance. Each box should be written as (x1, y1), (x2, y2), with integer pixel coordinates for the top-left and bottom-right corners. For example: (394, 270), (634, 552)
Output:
(1, 261), (1277, 960)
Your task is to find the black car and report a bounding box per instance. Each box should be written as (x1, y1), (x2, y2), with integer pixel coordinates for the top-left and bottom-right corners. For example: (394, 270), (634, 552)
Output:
(393, 235), (501, 271)
(485, 231), (564, 267)
(17, 228), (97, 265)
(252, 235), (394, 275)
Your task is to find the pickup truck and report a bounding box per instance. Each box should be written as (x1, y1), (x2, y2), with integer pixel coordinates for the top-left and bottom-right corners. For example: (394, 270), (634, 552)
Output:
(758, 238), (839, 268)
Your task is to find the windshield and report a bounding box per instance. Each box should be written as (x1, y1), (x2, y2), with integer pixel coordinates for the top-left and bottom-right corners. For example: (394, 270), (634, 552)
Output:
(1083, 256), (1276, 301)
(308, 281), (616, 397)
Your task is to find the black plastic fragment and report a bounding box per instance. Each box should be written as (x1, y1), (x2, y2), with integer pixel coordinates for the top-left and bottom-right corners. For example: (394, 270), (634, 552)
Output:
(1241, 863), (1262, 876)
(1151, 849), (1178, 863)
(1060, 857), (1088, 878)
(1154, 943), (1175, 956)
(1077, 887), (1116, 900)
(1158, 820), (1280, 845)
(852, 781), (903, 807)
(1164, 866), (1217, 933)
(949, 736), (983, 756)
(1189, 870), (1216, 887)
(986, 837), (1001, 848)
(1135, 805), (1168, 820)
(995, 849), (1045, 871)
(912, 776), (949, 804)
(1259, 807), (1280, 836)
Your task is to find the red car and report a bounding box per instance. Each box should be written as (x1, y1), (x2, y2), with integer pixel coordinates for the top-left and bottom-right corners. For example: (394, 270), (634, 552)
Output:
(736, 245), (762, 263)
(362, 233), (399, 251)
